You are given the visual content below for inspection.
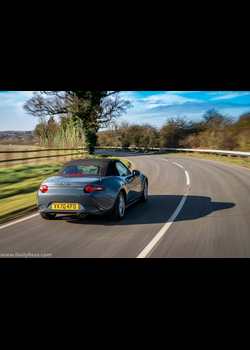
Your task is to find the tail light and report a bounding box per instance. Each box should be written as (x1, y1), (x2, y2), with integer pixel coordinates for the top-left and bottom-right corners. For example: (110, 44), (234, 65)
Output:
(39, 185), (48, 193)
(84, 185), (105, 193)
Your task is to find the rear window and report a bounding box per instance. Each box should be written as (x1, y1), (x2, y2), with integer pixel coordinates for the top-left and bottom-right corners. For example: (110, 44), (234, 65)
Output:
(63, 165), (101, 175)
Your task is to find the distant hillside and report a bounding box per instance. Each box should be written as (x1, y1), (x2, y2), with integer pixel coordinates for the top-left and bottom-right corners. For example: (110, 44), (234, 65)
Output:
(0, 131), (34, 140)
(0, 131), (38, 145)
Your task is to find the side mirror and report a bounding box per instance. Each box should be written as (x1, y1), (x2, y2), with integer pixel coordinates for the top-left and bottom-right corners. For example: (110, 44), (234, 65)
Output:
(133, 170), (140, 177)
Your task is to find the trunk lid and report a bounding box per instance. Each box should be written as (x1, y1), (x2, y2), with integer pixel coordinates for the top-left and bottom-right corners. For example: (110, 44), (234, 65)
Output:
(43, 176), (103, 195)
(45, 175), (101, 186)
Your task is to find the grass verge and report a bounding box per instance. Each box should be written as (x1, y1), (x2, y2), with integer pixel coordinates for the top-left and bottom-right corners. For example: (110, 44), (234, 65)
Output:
(0, 155), (131, 225)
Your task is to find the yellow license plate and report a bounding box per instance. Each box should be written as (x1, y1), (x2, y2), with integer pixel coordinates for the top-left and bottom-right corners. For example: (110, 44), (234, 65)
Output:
(52, 203), (79, 210)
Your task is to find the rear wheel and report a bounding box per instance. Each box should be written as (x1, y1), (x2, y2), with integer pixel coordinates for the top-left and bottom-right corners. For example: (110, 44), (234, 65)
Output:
(40, 212), (57, 220)
(110, 192), (126, 221)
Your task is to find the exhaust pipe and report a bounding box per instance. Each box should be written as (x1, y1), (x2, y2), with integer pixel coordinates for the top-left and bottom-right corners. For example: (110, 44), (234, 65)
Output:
(77, 213), (87, 219)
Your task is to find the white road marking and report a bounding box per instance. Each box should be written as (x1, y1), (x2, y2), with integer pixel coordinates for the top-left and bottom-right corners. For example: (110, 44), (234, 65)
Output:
(172, 162), (183, 168)
(157, 158), (168, 161)
(137, 167), (191, 258)
(185, 171), (190, 186)
(0, 213), (39, 231)
(137, 195), (188, 258)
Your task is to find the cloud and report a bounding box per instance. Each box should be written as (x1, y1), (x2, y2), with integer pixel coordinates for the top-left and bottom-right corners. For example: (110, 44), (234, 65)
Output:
(132, 101), (250, 115)
(137, 92), (200, 108)
(165, 91), (201, 94)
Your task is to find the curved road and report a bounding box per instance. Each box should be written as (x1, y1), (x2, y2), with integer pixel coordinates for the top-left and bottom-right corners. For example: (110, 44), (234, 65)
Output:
(1, 150), (250, 258)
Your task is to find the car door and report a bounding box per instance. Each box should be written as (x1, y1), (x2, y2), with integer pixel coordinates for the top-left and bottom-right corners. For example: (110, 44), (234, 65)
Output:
(116, 162), (141, 202)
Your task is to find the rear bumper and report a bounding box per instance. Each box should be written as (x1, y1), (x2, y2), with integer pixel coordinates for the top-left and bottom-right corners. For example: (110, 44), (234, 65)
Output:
(37, 193), (115, 216)
(38, 207), (109, 216)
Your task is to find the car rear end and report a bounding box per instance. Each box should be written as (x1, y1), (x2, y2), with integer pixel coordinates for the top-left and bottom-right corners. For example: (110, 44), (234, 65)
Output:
(37, 175), (116, 217)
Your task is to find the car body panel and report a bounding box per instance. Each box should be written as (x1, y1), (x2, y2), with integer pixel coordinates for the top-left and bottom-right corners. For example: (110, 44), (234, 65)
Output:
(125, 173), (143, 202)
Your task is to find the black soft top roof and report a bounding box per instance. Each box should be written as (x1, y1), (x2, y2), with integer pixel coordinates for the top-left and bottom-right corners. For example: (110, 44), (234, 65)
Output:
(57, 158), (125, 177)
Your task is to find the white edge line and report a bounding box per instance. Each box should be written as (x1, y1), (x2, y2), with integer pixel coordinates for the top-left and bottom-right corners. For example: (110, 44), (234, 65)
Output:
(137, 195), (187, 258)
(0, 213), (39, 231)
(185, 171), (190, 186)
(157, 158), (168, 161)
(172, 162), (183, 168)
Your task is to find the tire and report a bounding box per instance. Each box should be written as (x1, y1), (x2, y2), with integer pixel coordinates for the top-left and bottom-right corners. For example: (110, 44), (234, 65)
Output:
(110, 191), (126, 221)
(141, 181), (148, 202)
(40, 212), (57, 220)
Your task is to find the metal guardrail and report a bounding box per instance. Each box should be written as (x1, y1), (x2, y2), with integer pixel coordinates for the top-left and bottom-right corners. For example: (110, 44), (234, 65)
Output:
(95, 146), (250, 159)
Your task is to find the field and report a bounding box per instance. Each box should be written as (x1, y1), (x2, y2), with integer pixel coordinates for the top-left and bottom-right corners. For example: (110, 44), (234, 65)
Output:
(0, 155), (131, 225)
(0, 145), (83, 169)
(0, 145), (44, 151)
(0, 144), (45, 161)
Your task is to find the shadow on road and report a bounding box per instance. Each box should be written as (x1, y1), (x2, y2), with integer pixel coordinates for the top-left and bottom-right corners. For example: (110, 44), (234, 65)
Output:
(58, 195), (235, 226)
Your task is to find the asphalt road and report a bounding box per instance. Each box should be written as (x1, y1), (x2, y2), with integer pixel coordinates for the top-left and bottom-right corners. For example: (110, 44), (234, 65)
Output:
(1, 150), (250, 258)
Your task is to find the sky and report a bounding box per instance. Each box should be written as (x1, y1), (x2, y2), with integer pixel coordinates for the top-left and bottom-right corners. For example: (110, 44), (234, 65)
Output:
(0, 91), (250, 131)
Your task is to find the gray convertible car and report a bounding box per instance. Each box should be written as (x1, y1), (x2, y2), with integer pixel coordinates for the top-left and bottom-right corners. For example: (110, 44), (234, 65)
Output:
(37, 158), (148, 221)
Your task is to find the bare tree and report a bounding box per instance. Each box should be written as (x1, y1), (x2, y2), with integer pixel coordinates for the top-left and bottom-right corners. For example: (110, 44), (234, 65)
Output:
(98, 95), (132, 128)
(23, 91), (71, 117)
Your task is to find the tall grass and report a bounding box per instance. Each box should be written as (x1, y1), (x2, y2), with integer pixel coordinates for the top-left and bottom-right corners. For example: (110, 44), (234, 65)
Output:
(39, 119), (87, 149)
